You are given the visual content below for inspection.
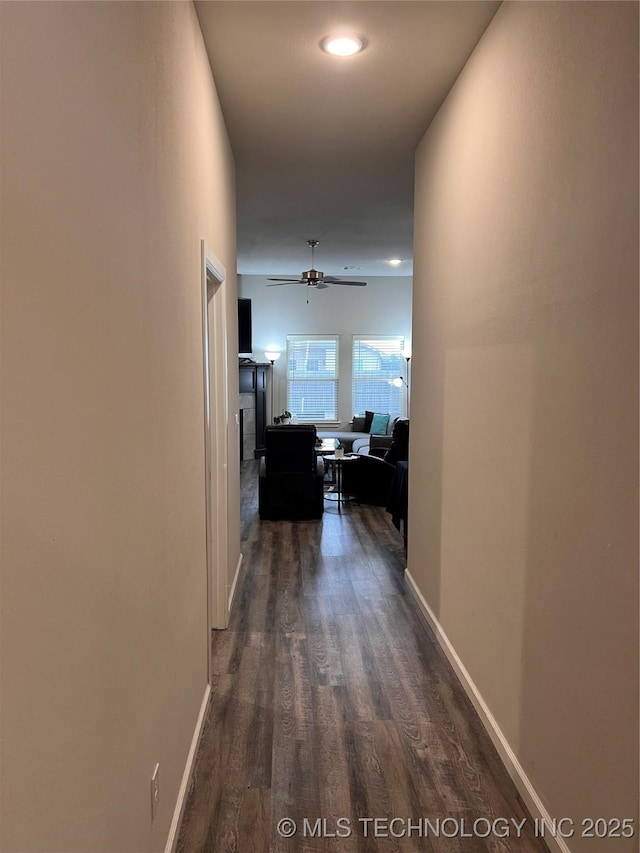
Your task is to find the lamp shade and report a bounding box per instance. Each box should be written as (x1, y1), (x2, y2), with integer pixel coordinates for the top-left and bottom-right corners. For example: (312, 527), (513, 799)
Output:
(264, 351), (281, 362)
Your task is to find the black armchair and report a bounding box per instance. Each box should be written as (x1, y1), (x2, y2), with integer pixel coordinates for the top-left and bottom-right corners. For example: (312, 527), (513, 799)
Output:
(341, 419), (409, 506)
(258, 425), (325, 520)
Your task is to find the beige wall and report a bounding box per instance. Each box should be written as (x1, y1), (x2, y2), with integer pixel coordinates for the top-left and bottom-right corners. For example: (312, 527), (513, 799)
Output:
(410, 2), (638, 850)
(0, 2), (239, 851)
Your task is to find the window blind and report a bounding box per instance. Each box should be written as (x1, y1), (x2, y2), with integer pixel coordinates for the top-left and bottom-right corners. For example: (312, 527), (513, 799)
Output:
(352, 337), (405, 416)
(286, 336), (339, 421)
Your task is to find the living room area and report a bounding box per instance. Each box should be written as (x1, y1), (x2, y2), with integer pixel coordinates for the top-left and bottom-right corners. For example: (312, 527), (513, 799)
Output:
(238, 268), (413, 446)
(237, 265), (412, 524)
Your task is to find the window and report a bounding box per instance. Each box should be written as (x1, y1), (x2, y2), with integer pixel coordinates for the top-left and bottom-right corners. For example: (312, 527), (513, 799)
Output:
(286, 335), (339, 422)
(352, 336), (405, 416)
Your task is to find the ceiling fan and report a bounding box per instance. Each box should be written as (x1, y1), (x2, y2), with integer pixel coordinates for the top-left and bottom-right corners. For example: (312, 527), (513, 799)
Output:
(267, 240), (367, 292)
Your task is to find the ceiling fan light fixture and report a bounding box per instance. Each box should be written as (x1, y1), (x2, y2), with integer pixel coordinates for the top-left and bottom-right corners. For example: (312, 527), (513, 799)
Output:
(321, 35), (364, 57)
(267, 239), (367, 291)
(387, 258), (403, 266)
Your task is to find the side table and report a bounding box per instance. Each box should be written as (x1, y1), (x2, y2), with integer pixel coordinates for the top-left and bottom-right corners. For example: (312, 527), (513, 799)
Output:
(323, 453), (359, 512)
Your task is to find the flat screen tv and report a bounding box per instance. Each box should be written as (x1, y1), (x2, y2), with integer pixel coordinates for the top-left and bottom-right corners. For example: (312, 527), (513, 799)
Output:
(238, 298), (252, 356)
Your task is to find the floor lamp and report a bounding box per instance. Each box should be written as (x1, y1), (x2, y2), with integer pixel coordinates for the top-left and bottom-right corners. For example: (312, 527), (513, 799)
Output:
(391, 375), (409, 417)
(264, 350), (281, 423)
(404, 356), (411, 417)
(401, 345), (411, 417)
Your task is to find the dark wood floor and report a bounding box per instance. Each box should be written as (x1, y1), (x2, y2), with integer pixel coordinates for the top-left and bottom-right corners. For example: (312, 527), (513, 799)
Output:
(177, 462), (547, 852)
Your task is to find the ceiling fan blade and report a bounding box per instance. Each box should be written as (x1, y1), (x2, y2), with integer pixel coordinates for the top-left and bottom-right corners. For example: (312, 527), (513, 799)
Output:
(267, 280), (304, 287)
(268, 277), (304, 282)
(324, 279), (367, 286)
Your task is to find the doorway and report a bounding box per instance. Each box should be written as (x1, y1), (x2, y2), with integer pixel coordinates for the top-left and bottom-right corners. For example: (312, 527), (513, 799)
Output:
(201, 241), (229, 659)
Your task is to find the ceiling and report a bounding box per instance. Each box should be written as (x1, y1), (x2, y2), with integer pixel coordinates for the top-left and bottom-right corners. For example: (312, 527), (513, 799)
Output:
(195, 1), (500, 277)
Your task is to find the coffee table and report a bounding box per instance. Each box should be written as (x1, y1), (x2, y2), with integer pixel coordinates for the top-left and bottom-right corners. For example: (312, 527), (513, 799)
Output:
(315, 438), (339, 456)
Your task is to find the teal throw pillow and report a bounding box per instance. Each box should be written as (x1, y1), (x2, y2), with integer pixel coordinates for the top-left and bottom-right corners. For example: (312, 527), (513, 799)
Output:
(370, 412), (390, 436)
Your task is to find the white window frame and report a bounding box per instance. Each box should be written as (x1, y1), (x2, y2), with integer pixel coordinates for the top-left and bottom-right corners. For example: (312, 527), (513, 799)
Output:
(352, 335), (406, 418)
(286, 334), (340, 423)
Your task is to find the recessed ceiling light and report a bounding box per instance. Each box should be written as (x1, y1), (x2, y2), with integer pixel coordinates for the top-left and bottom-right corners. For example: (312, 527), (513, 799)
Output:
(321, 35), (364, 57)
(387, 258), (403, 266)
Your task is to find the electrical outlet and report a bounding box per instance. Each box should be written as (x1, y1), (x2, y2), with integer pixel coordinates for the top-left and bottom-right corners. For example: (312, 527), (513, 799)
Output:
(151, 763), (160, 822)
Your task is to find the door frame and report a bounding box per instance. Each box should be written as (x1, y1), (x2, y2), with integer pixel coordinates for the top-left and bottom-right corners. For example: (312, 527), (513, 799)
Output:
(201, 240), (229, 662)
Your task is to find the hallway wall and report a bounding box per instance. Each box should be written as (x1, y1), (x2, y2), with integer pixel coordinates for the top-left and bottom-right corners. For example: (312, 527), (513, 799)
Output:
(0, 3), (239, 851)
(409, 2), (638, 849)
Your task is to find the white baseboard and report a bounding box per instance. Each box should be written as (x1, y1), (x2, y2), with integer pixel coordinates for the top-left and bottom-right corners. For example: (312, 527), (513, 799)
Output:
(404, 570), (570, 853)
(228, 552), (243, 613)
(164, 683), (212, 853)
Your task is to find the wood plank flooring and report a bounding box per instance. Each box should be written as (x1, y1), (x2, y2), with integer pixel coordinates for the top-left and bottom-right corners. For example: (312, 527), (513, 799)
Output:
(177, 462), (547, 853)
